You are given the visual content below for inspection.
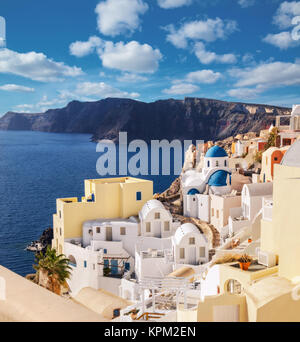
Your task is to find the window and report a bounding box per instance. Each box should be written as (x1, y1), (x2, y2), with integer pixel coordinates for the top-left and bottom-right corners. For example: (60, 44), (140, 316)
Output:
(224, 160), (227, 167)
(93, 264), (95, 271)
(59, 210), (61, 219)
(136, 192), (142, 201)
(164, 222), (170, 231)
(84, 261), (87, 268)
(274, 157), (278, 161)
(155, 212), (160, 219)
(120, 227), (126, 236)
(199, 247), (206, 258)
(146, 222), (151, 233)
(59, 228), (62, 236)
(216, 210), (219, 219)
(189, 237), (195, 245)
(104, 249), (107, 254)
(113, 309), (121, 318)
(96, 227), (101, 234)
(212, 208), (214, 217)
(216, 161), (219, 167)
(180, 248), (185, 259)
(88, 229), (93, 236)
(207, 161), (210, 168)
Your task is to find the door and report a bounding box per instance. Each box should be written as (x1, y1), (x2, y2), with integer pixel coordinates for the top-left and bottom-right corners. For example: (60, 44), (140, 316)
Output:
(153, 221), (161, 238)
(213, 305), (240, 322)
(106, 226), (112, 241)
(187, 246), (196, 265)
(111, 260), (118, 275)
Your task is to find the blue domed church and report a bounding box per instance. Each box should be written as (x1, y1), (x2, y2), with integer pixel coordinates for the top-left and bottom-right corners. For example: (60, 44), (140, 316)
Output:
(182, 145), (233, 226)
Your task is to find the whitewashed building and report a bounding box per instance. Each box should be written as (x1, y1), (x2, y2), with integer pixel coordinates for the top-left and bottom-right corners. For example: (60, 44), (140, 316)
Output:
(182, 146), (244, 234)
(172, 223), (210, 267)
(134, 223), (210, 281)
(228, 182), (273, 236)
(139, 199), (179, 238)
(182, 146), (232, 219)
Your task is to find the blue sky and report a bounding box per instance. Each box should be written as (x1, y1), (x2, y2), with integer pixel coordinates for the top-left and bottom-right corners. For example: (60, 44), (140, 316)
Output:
(0, 0), (299, 116)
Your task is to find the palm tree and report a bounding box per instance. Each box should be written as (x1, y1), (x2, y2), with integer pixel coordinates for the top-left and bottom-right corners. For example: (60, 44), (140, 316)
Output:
(34, 246), (72, 295)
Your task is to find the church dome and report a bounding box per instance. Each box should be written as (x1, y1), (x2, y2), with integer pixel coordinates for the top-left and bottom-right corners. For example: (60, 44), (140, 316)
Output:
(205, 145), (228, 158)
(208, 170), (230, 187)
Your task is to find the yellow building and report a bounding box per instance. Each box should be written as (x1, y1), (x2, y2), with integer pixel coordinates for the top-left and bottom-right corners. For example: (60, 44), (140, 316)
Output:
(52, 177), (153, 254)
(178, 140), (300, 322)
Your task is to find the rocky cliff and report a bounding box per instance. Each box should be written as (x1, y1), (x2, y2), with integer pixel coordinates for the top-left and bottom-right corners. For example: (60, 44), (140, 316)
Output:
(0, 97), (291, 142)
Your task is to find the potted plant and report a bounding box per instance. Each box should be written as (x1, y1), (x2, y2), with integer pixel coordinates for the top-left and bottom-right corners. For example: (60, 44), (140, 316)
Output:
(238, 254), (252, 271)
(103, 267), (111, 277)
(130, 309), (139, 320)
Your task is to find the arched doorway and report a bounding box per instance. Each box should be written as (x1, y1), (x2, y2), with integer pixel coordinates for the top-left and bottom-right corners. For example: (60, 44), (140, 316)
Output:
(226, 279), (242, 295)
(187, 188), (200, 195)
(68, 255), (77, 267)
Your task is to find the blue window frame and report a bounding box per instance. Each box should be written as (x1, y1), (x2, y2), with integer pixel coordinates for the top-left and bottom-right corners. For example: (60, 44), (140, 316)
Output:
(84, 260), (87, 268)
(136, 191), (142, 201)
(104, 249), (107, 254)
(104, 259), (109, 268)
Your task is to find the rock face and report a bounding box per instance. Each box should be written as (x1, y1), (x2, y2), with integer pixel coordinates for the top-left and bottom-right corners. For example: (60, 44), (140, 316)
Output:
(0, 97), (291, 142)
(26, 227), (53, 253)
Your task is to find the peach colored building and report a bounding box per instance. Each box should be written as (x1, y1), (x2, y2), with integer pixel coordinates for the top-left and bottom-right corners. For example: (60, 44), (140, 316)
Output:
(260, 147), (288, 183)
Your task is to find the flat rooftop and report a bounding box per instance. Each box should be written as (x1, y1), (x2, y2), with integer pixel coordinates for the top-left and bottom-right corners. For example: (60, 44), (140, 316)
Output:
(86, 177), (152, 185)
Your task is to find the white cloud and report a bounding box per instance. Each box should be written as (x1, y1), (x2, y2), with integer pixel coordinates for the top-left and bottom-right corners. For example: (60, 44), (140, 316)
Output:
(95, 0), (148, 36)
(14, 103), (35, 112)
(157, 0), (192, 9)
(14, 95), (67, 113)
(227, 60), (300, 100)
(163, 82), (199, 95)
(165, 17), (238, 49)
(242, 53), (256, 65)
(238, 0), (255, 8)
(98, 40), (162, 73)
(14, 82), (140, 113)
(72, 81), (140, 98)
(263, 31), (300, 49)
(70, 36), (103, 57)
(185, 69), (222, 84)
(0, 48), (83, 82)
(117, 72), (148, 83)
(263, 2), (300, 50)
(273, 1), (300, 29)
(231, 61), (300, 88)
(70, 37), (162, 74)
(227, 87), (263, 99)
(194, 42), (237, 64)
(0, 84), (35, 92)
(164, 69), (220, 96)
